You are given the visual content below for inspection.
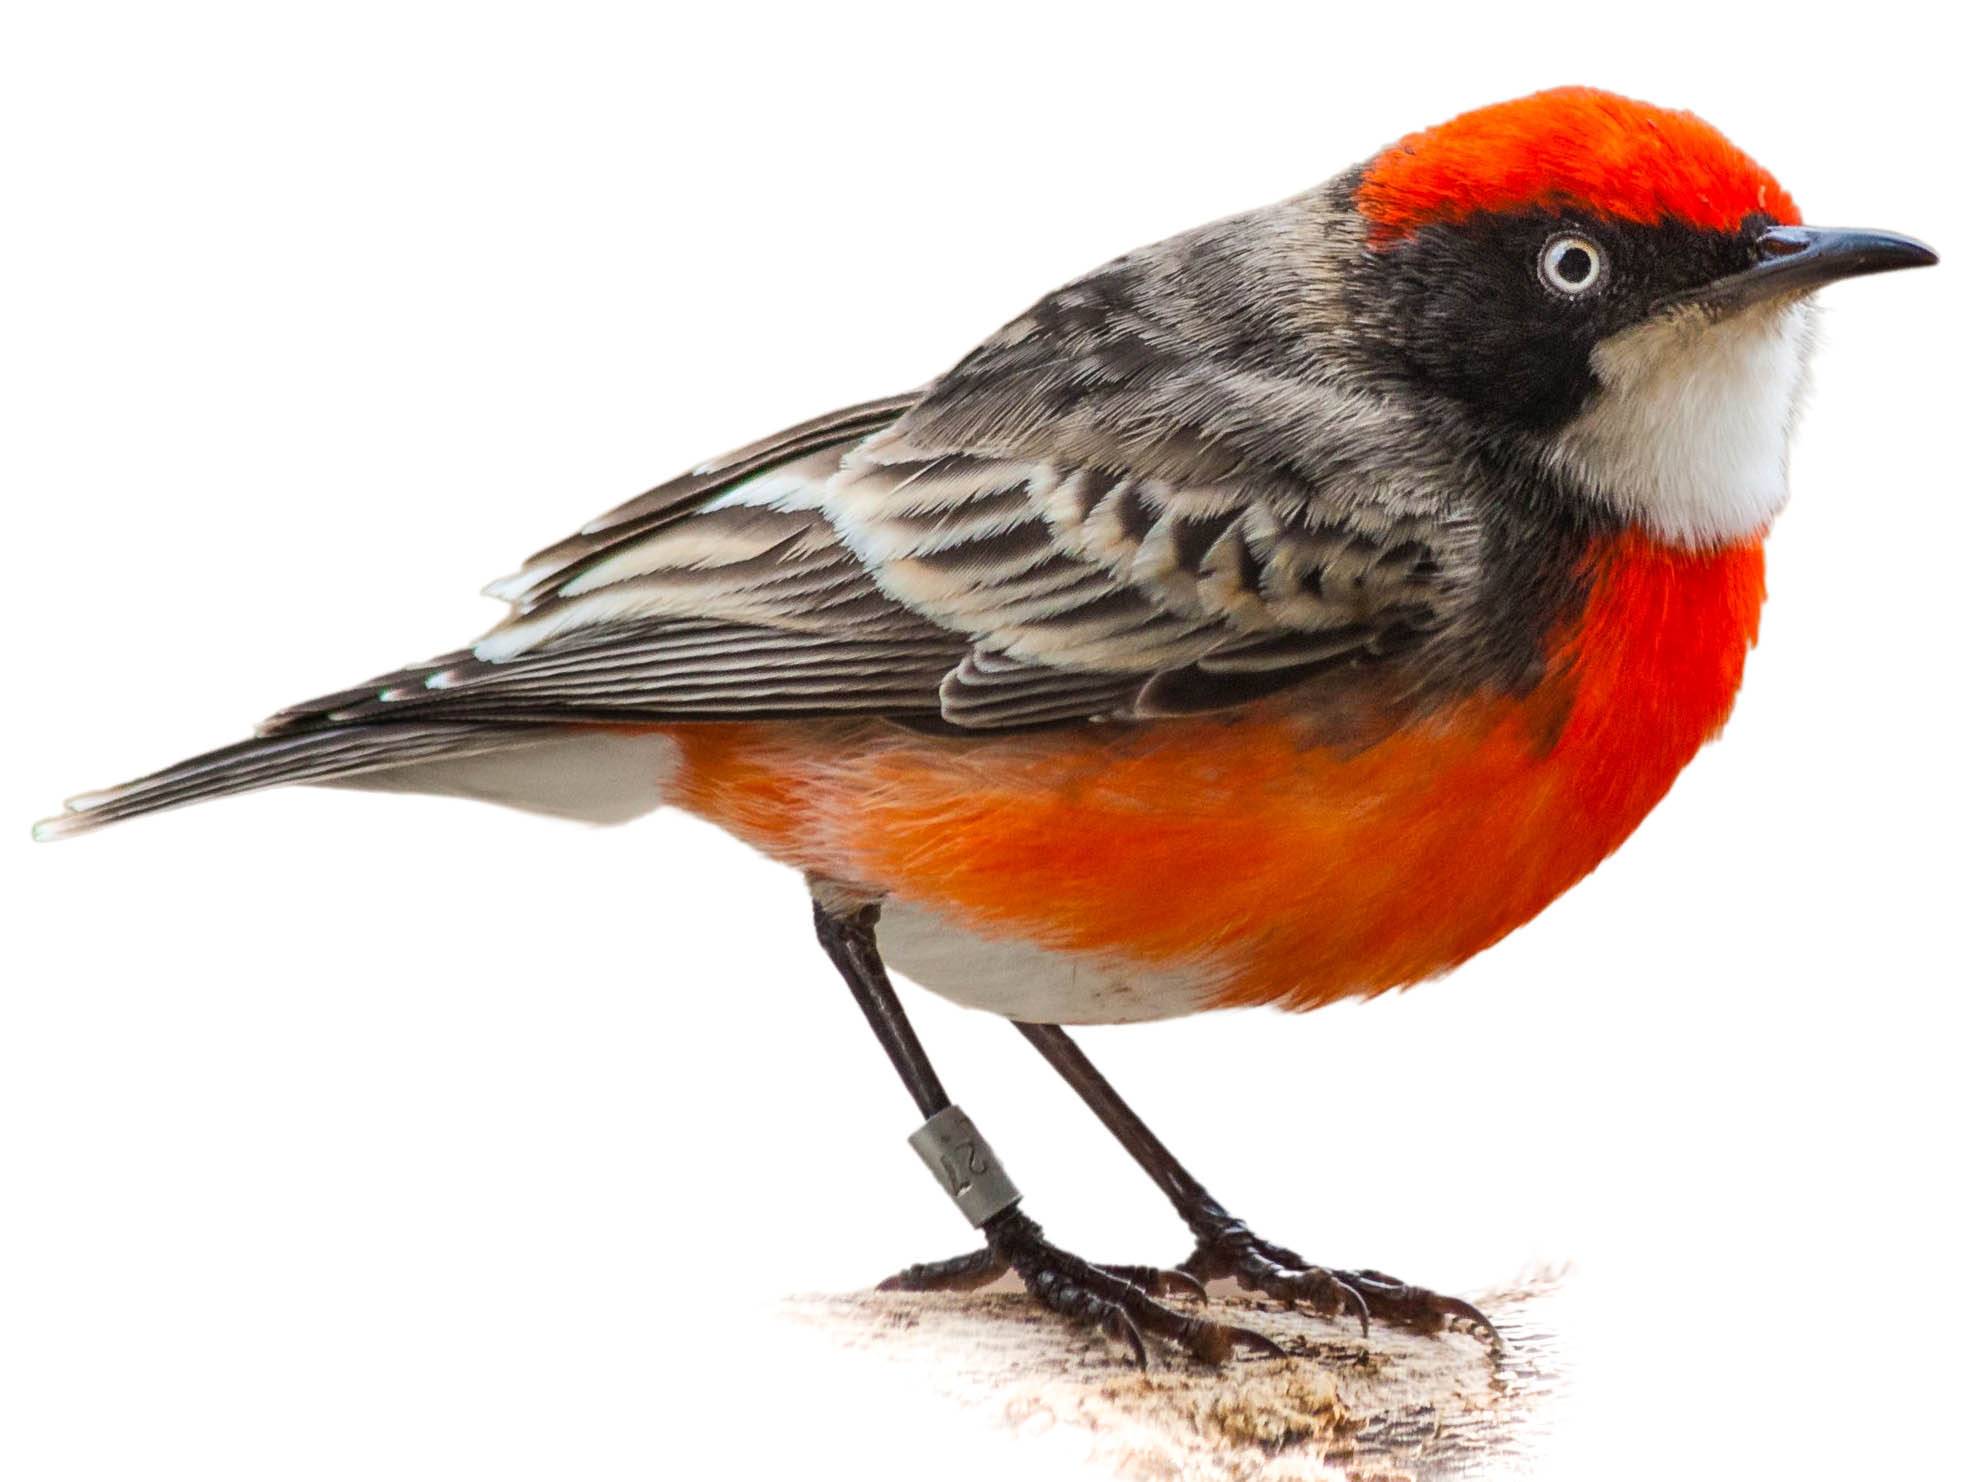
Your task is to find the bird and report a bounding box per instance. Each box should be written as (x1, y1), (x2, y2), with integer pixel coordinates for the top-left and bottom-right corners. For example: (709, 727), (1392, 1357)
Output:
(34, 86), (1936, 1366)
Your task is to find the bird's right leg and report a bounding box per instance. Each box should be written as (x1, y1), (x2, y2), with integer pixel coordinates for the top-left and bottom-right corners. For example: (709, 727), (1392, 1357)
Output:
(1011, 1021), (1499, 1346)
(811, 893), (1279, 1367)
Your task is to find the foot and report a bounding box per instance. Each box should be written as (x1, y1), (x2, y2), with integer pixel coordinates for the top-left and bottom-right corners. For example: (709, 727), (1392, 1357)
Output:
(879, 1210), (1281, 1367)
(1181, 1220), (1500, 1348)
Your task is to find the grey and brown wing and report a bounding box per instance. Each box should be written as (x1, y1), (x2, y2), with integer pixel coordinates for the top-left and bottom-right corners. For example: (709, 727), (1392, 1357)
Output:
(280, 422), (1471, 738)
(273, 241), (1484, 736)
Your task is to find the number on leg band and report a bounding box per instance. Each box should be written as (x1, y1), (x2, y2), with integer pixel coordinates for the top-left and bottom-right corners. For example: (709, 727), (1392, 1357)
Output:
(908, 1105), (1021, 1227)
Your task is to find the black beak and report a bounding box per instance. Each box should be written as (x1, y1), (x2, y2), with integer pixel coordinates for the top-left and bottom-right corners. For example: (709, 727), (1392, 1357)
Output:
(1666, 225), (1938, 316)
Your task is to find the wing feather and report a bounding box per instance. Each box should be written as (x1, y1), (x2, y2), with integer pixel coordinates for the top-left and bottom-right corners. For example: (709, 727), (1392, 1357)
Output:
(483, 393), (920, 610)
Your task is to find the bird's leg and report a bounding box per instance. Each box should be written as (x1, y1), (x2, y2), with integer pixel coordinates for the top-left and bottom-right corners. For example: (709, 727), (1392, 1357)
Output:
(1012, 1021), (1500, 1347)
(811, 896), (1275, 1366)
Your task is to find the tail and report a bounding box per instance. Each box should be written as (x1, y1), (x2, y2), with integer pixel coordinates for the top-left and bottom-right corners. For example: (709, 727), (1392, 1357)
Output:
(33, 723), (562, 841)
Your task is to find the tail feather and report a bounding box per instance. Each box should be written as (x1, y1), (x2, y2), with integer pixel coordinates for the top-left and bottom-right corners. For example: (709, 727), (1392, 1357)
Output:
(33, 723), (560, 840)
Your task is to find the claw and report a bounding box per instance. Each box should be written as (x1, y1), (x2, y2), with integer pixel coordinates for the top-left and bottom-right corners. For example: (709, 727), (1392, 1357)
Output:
(1101, 1307), (1150, 1369)
(1164, 1268), (1211, 1303)
(1232, 1324), (1289, 1359)
(1333, 1275), (1373, 1337)
(1341, 1268), (1503, 1348)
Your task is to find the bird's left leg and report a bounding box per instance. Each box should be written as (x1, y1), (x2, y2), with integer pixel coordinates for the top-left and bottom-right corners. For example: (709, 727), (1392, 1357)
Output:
(1012, 1021), (1500, 1347)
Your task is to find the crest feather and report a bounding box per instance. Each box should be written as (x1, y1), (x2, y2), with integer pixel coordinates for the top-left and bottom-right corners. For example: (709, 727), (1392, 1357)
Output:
(1357, 87), (1798, 243)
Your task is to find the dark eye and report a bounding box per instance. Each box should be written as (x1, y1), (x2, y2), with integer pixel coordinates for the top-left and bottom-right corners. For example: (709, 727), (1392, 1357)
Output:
(1539, 234), (1604, 296)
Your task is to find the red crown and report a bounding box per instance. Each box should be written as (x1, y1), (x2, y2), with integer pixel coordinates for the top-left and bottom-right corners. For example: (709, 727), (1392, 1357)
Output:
(1357, 87), (1799, 245)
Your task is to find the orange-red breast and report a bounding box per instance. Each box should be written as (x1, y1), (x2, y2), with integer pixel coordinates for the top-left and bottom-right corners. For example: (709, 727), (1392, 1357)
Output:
(34, 87), (1937, 1361)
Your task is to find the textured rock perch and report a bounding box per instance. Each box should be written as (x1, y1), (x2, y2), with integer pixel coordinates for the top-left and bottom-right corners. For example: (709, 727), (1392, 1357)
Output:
(787, 1274), (1563, 1481)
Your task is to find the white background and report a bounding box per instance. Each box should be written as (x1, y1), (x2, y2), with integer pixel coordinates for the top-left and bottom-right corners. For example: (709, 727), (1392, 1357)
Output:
(3, 5), (1968, 1479)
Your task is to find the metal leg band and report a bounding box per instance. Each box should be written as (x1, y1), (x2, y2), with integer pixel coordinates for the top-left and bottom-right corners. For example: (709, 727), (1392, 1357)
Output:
(907, 1104), (1022, 1227)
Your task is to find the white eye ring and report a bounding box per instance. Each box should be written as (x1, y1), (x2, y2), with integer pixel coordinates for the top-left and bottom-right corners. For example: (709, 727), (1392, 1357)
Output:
(1539, 234), (1604, 295)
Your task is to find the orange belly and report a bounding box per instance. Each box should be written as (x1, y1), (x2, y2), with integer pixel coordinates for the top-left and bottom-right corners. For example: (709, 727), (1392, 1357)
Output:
(663, 531), (1766, 1013)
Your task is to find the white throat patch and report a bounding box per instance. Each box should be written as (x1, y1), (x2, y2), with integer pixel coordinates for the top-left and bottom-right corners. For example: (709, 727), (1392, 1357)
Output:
(1550, 299), (1817, 547)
